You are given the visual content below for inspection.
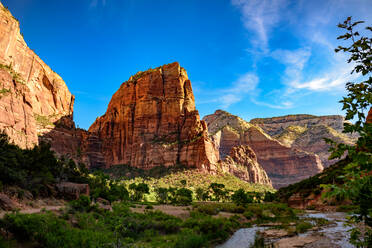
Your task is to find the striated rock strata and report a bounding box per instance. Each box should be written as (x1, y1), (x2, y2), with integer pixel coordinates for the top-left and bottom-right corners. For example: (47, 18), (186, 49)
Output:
(251, 114), (357, 168)
(88, 62), (219, 171)
(203, 110), (323, 188)
(251, 114), (347, 136)
(0, 3), (75, 153)
(0, 4), (274, 187)
(221, 145), (271, 185)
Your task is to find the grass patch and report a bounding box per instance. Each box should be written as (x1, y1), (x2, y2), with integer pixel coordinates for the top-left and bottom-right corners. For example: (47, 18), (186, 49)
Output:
(34, 113), (55, 128)
(0, 63), (25, 85)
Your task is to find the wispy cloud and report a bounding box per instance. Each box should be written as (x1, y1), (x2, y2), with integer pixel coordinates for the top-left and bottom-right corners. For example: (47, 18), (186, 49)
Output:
(231, 0), (286, 51)
(229, 0), (371, 110)
(220, 73), (258, 108)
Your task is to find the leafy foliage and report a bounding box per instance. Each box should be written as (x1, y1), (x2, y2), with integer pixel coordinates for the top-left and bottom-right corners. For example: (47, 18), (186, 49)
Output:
(0, 132), (88, 197)
(324, 17), (372, 246)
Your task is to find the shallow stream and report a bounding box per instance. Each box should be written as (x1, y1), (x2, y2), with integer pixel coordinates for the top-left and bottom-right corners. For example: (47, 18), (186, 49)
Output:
(216, 211), (353, 248)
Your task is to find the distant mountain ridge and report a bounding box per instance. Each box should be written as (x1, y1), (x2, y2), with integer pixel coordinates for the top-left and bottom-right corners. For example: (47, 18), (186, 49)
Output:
(251, 114), (356, 167)
(203, 110), (323, 188)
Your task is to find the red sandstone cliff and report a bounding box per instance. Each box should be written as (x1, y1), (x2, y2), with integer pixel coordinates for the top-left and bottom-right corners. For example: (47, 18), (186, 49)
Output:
(203, 110), (323, 188)
(85, 63), (271, 186)
(222, 145), (272, 185)
(0, 4), (273, 187)
(0, 3), (75, 152)
(251, 114), (357, 168)
(88, 62), (219, 171)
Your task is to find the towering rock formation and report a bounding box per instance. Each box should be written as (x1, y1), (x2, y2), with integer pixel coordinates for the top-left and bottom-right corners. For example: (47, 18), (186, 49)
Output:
(222, 145), (272, 185)
(251, 115), (357, 167)
(88, 62), (219, 171)
(0, 3), (76, 154)
(203, 110), (323, 188)
(85, 63), (271, 186)
(0, 3), (272, 187)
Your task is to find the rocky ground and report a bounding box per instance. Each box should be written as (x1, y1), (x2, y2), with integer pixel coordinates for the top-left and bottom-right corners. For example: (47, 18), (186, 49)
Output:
(218, 210), (354, 248)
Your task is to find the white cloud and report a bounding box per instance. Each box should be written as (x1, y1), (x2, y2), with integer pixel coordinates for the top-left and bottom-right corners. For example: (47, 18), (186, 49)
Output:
(231, 0), (287, 51)
(220, 94), (242, 108)
(271, 47), (312, 82)
(219, 73), (259, 108)
(289, 63), (357, 91)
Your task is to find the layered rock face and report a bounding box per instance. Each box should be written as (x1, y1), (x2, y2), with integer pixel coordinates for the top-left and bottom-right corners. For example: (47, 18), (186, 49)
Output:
(252, 114), (357, 168)
(222, 145), (272, 185)
(251, 114), (347, 136)
(0, 3), (75, 151)
(204, 110), (323, 188)
(85, 63), (271, 186)
(88, 62), (219, 171)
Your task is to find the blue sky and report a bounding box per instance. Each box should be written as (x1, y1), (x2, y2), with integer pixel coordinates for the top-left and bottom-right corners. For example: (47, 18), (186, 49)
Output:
(3, 0), (372, 129)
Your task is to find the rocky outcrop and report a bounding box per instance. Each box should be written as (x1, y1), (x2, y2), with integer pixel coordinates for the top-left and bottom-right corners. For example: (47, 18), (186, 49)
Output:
(87, 62), (219, 171)
(0, 3), (75, 152)
(0, 193), (19, 210)
(276, 125), (355, 167)
(252, 114), (357, 168)
(221, 145), (272, 186)
(250, 114), (347, 136)
(203, 110), (323, 188)
(56, 182), (90, 200)
(84, 63), (272, 186)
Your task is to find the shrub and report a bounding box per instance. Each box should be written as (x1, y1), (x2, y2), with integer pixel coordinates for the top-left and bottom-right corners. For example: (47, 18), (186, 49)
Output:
(296, 221), (312, 233)
(0, 212), (112, 247)
(195, 187), (204, 201)
(129, 183), (149, 202)
(173, 188), (193, 205)
(231, 189), (253, 205)
(154, 187), (169, 204)
(243, 211), (254, 220)
(69, 195), (93, 212)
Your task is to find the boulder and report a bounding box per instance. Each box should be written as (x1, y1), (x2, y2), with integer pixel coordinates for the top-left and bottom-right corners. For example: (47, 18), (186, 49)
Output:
(56, 182), (89, 200)
(0, 193), (19, 211)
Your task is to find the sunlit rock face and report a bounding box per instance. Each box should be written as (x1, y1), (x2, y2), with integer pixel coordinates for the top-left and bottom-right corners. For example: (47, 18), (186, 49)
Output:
(203, 110), (323, 188)
(222, 145), (272, 186)
(88, 62), (219, 170)
(251, 114), (357, 168)
(0, 3), (75, 152)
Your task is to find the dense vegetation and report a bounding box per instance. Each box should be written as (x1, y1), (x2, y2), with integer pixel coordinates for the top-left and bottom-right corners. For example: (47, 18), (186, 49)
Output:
(323, 17), (372, 247)
(275, 158), (349, 202)
(0, 200), (317, 248)
(0, 132), (88, 197)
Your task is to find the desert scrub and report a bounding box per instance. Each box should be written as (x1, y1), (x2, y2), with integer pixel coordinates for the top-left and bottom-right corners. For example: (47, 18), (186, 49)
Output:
(193, 202), (245, 215)
(0, 63), (25, 85)
(34, 113), (54, 128)
(295, 221), (313, 233)
(0, 202), (244, 247)
(0, 87), (10, 98)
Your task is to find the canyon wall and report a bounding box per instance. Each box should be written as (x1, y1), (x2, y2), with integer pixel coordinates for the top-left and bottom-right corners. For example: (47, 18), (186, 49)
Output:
(250, 114), (346, 136)
(204, 110), (323, 188)
(85, 63), (271, 186)
(0, 3), (76, 154)
(88, 62), (219, 171)
(251, 115), (357, 167)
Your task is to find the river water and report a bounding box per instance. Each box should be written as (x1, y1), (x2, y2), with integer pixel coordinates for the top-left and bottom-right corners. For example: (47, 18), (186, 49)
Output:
(216, 211), (354, 248)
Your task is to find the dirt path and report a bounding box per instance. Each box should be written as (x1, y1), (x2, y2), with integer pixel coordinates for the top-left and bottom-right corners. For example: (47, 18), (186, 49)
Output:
(130, 204), (237, 219)
(0, 205), (64, 218)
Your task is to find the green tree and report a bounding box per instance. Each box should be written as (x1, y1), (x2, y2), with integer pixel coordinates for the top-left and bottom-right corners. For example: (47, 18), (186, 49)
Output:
(129, 183), (149, 202)
(324, 17), (371, 247)
(154, 187), (169, 204)
(209, 183), (226, 202)
(231, 189), (252, 206)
